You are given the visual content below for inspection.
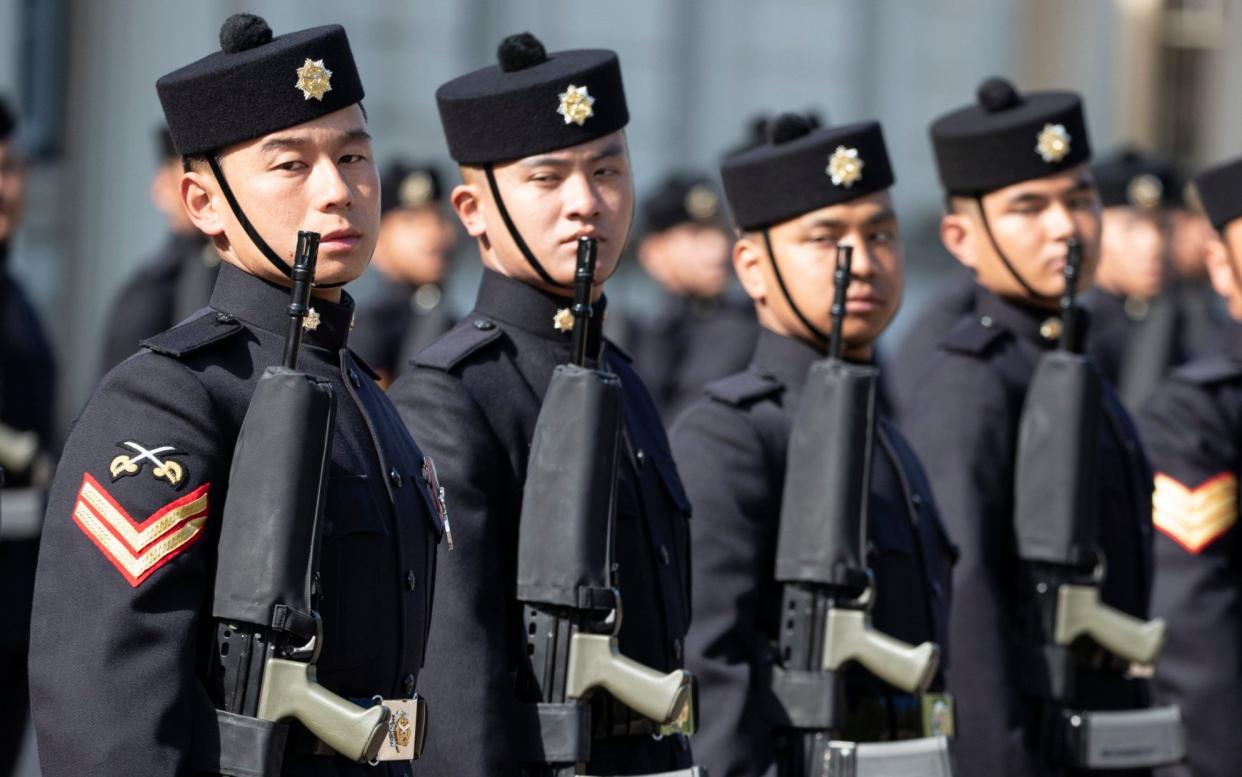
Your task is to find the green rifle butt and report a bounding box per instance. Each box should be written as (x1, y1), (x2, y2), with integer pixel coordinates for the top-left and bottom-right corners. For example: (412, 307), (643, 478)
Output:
(1053, 584), (1166, 665)
(256, 657), (391, 762)
(565, 633), (695, 728)
(822, 608), (940, 694)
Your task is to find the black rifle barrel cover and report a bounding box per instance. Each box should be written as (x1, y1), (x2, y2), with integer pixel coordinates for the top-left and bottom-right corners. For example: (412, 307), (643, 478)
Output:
(516, 364), (623, 608)
(213, 367), (336, 626)
(775, 359), (877, 588)
(1013, 351), (1101, 566)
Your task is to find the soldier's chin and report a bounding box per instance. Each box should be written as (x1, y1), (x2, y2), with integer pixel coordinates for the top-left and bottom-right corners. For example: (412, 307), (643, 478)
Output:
(313, 255), (368, 288)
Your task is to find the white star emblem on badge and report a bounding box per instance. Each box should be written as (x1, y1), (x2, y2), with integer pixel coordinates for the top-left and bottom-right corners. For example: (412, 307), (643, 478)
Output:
(303, 307), (322, 332)
(295, 58), (333, 101)
(827, 146), (864, 188)
(557, 84), (595, 126)
(553, 308), (575, 332)
(1036, 123), (1071, 163)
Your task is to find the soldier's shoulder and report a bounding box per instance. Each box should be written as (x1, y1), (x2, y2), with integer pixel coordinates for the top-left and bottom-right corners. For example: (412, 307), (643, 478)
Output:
(936, 311), (1009, 357)
(1168, 356), (1242, 387)
(703, 369), (782, 408)
(410, 315), (505, 372)
(140, 309), (246, 360)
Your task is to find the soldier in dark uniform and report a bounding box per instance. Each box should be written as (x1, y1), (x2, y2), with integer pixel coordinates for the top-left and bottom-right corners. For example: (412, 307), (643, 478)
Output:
(350, 160), (458, 386)
(888, 78), (1156, 776)
(1168, 180), (1225, 359)
(388, 32), (696, 776)
(883, 269), (976, 421)
(0, 95), (56, 777)
(1080, 150), (1185, 411)
(627, 173), (758, 423)
(673, 114), (955, 777)
(29, 15), (442, 776)
(1136, 155), (1242, 777)
(99, 126), (216, 374)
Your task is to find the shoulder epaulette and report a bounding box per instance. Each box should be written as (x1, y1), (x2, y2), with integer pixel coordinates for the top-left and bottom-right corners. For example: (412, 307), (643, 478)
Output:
(1172, 357), (1242, 386)
(938, 316), (1008, 356)
(141, 310), (243, 359)
(411, 317), (505, 371)
(704, 371), (781, 407)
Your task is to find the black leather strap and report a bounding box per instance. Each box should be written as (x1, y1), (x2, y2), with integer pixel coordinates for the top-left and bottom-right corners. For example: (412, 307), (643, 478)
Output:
(485, 164), (566, 289)
(762, 230), (829, 343)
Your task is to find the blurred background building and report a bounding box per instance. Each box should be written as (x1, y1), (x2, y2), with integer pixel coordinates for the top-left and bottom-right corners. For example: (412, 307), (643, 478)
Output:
(1, 0), (1240, 457)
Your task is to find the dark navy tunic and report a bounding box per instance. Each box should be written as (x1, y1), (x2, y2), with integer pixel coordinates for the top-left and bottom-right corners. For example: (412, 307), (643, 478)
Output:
(350, 278), (453, 380)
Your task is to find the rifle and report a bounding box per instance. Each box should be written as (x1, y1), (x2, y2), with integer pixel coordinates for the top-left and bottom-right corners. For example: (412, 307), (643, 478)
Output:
(771, 245), (950, 777)
(1012, 238), (1184, 769)
(205, 232), (409, 776)
(515, 237), (700, 776)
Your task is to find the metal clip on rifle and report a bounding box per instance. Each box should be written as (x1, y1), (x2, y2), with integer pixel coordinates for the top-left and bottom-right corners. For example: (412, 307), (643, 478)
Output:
(207, 231), (394, 776)
(514, 236), (697, 775)
(771, 244), (947, 776)
(1012, 238), (1182, 769)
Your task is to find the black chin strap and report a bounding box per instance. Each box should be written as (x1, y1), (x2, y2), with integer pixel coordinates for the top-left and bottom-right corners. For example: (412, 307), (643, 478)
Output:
(974, 195), (1053, 303)
(761, 229), (828, 344)
(484, 164), (568, 289)
(208, 156), (347, 289)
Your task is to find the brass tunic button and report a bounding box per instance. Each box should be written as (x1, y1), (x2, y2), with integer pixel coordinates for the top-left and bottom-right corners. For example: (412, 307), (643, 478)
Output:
(348, 369), (361, 388)
(406, 570), (417, 591)
(473, 319), (495, 331)
(389, 468), (403, 489)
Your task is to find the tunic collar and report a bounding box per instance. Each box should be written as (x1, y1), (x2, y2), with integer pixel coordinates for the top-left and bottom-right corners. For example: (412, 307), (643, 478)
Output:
(209, 261), (354, 352)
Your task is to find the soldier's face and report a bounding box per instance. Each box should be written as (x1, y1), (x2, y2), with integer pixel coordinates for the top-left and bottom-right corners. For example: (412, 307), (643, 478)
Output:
(758, 191), (904, 355)
(375, 206), (457, 285)
(639, 223), (733, 298)
(0, 140), (27, 243)
(459, 132), (634, 296)
(187, 105), (380, 295)
(948, 166), (1101, 303)
(1097, 206), (1168, 300)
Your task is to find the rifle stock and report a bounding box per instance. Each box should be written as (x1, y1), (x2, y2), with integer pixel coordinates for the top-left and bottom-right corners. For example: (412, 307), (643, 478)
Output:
(822, 608), (939, 694)
(1054, 584), (1166, 665)
(257, 658), (389, 763)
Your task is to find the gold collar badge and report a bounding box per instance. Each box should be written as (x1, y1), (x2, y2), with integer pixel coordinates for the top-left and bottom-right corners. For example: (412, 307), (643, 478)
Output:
(553, 308), (575, 332)
(1128, 173), (1163, 211)
(399, 172), (435, 208)
(557, 84), (595, 126)
(1035, 123), (1071, 163)
(295, 58), (333, 101)
(302, 307), (322, 332)
(1039, 316), (1063, 342)
(827, 146), (864, 188)
(685, 185), (720, 221)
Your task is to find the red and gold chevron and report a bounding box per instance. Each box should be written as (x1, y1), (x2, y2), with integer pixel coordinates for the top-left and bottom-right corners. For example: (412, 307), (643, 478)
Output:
(1153, 471), (1237, 554)
(71, 472), (210, 587)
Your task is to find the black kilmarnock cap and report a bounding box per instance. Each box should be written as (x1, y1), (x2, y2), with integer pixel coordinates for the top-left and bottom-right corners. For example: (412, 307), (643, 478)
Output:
(1092, 149), (1181, 211)
(0, 96), (14, 142)
(643, 174), (725, 234)
(381, 161), (444, 215)
(436, 32), (628, 166)
(720, 114), (894, 232)
(931, 77), (1091, 196)
(1194, 156), (1242, 231)
(156, 14), (365, 156)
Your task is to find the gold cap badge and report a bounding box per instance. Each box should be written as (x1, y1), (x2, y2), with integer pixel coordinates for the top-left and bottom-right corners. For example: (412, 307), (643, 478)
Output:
(1035, 123), (1071, 163)
(557, 84), (595, 126)
(1127, 173), (1163, 211)
(553, 308), (575, 332)
(685, 184), (720, 221)
(827, 146), (864, 188)
(399, 171), (435, 209)
(302, 307), (321, 332)
(295, 58), (333, 101)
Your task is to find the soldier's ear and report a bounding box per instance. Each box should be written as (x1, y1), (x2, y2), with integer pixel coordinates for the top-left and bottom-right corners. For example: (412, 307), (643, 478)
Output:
(940, 209), (978, 271)
(450, 172), (486, 238)
(1204, 230), (1237, 302)
(179, 169), (226, 238)
(734, 232), (767, 304)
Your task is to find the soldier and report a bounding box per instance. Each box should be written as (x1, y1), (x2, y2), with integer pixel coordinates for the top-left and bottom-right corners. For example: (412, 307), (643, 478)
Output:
(388, 32), (695, 776)
(350, 160), (458, 385)
(673, 114), (955, 777)
(99, 126), (216, 375)
(1168, 180), (1225, 358)
(888, 78), (1157, 776)
(1080, 149), (1185, 410)
(28, 14), (442, 776)
(1136, 155), (1242, 777)
(0, 95), (56, 777)
(627, 173), (758, 423)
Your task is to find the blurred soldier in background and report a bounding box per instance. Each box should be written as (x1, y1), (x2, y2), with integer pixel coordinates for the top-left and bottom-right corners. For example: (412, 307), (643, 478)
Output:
(99, 126), (214, 374)
(627, 173), (757, 422)
(351, 160), (458, 385)
(0, 94), (56, 777)
(1168, 180), (1225, 358)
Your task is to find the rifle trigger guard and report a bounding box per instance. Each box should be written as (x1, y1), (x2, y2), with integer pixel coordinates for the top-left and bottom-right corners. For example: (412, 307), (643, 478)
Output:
(285, 611), (324, 662)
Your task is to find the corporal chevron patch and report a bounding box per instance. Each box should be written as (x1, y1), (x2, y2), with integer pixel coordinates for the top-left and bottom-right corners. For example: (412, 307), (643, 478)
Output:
(71, 473), (210, 587)
(1153, 471), (1237, 554)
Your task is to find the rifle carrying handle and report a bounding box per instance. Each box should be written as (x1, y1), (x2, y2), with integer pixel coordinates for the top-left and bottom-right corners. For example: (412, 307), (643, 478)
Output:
(256, 658), (391, 763)
(822, 608), (940, 694)
(565, 633), (695, 727)
(1054, 584), (1166, 665)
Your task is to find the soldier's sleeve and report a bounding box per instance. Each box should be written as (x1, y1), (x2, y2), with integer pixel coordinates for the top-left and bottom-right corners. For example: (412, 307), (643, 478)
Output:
(672, 398), (778, 777)
(28, 353), (227, 777)
(389, 365), (523, 777)
(896, 358), (1028, 776)
(1137, 378), (1242, 777)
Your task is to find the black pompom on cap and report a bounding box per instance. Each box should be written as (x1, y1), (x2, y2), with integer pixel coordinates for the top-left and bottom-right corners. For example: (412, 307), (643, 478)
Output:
(977, 77), (1021, 113)
(220, 13), (273, 54)
(497, 32), (548, 72)
(767, 113), (814, 145)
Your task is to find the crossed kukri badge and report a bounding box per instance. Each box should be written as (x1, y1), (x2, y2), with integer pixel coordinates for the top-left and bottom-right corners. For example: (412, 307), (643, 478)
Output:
(110, 441), (187, 487)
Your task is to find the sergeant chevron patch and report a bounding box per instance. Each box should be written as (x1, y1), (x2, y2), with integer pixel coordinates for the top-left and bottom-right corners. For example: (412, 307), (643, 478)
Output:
(1152, 472), (1237, 554)
(71, 473), (210, 587)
